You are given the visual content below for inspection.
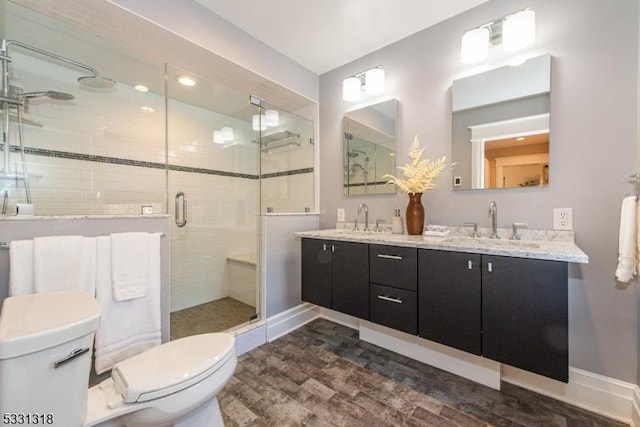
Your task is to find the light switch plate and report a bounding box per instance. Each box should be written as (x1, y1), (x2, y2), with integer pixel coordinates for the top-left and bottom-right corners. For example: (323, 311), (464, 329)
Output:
(337, 208), (346, 222)
(553, 208), (573, 230)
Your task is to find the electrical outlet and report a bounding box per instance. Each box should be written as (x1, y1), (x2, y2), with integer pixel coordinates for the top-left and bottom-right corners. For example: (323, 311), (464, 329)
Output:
(553, 208), (573, 230)
(337, 208), (346, 222)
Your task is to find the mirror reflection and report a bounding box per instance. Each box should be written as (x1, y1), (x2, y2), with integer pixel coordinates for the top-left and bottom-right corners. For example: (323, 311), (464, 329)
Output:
(343, 99), (397, 196)
(451, 54), (551, 190)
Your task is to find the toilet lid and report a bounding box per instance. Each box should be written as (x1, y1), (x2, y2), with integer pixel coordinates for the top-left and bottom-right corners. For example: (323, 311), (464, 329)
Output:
(111, 332), (235, 403)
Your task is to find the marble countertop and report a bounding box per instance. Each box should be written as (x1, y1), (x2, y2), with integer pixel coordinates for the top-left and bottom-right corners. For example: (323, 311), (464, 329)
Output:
(295, 228), (589, 264)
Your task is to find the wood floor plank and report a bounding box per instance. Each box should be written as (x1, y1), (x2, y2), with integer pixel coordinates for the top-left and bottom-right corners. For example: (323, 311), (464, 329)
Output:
(220, 318), (627, 427)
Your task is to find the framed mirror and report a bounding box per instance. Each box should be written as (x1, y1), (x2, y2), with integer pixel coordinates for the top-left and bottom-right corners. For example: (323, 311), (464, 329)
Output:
(451, 54), (551, 190)
(343, 99), (397, 196)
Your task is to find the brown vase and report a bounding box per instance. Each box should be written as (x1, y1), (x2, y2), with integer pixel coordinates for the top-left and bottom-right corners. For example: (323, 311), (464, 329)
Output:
(406, 192), (425, 235)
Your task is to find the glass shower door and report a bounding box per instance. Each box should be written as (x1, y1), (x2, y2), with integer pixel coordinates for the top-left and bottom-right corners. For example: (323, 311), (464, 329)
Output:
(166, 65), (260, 340)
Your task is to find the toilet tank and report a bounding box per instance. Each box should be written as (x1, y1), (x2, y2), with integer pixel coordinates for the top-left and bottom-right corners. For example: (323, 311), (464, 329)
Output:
(0, 290), (101, 427)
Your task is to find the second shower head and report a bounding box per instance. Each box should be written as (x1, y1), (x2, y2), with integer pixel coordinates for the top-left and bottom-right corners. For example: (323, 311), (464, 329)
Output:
(78, 75), (117, 91)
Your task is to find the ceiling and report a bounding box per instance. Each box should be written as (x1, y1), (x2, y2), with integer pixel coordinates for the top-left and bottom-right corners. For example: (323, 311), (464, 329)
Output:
(195, 0), (488, 75)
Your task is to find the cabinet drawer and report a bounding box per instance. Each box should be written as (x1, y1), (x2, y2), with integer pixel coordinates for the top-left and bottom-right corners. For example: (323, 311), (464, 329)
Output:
(369, 283), (417, 335)
(369, 245), (417, 291)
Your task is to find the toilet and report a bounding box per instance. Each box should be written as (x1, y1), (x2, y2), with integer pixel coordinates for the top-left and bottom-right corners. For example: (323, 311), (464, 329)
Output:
(0, 290), (237, 427)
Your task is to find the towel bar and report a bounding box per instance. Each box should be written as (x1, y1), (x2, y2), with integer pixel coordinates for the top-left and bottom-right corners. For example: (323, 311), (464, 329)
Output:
(0, 233), (166, 250)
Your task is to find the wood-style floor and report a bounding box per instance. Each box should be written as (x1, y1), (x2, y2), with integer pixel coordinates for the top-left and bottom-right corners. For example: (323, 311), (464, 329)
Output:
(219, 318), (627, 427)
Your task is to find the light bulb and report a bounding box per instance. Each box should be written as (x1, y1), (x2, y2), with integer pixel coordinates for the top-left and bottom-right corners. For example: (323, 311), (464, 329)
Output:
(342, 76), (362, 101)
(265, 110), (279, 127)
(221, 126), (234, 141)
(213, 130), (225, 144)
(503, 10), (535, 52)
(252, 114), (266, 131)
(460, 27), (490, 64)
(365, 68), (385, 94)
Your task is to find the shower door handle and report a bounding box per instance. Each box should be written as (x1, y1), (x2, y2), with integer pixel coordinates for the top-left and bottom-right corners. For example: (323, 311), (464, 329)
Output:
(175, 191), (187, 228)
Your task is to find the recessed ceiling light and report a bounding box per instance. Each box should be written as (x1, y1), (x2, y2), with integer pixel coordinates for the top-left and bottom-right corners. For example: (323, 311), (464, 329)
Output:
(178, 76), (196, 87)
(516, 137), (525, 141)
(140, 106), (155, 113)
(134, 84), (149, 92)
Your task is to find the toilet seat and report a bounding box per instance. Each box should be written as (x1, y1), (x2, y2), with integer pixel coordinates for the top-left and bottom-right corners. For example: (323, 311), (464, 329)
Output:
(110, 333), (235, 405)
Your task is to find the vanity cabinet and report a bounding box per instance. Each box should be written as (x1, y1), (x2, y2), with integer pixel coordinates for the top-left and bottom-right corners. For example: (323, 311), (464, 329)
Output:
(418, 249), (568, 382)
(482, 255), (568, 382)
(369, 245), (418, 334)
(418, 249), (482, 355)
(300, 235), (572, 383)
(301, 238), (369, 319)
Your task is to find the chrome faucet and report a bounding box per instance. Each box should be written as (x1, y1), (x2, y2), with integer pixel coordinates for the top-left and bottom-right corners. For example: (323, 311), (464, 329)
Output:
(488, 201), (499, 238)
(358, 203), (369, 231)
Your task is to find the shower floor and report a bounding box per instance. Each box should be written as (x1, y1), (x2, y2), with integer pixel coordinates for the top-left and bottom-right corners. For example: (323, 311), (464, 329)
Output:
(170, 297), (255, 340)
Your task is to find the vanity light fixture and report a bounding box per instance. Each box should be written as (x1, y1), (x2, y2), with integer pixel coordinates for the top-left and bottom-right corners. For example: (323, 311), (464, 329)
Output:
(342, 66), (385, 101)
(460, 8), (535, 64)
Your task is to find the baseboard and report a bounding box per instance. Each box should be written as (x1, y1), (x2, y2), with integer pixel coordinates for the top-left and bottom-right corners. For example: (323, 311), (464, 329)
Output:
(503, 365), (634, 424)
(266, 302), (320, 342)
(233, 322), (266, 356)
(358, 320), (501, 390)
(632, 386), (640, 426)
(318, 307), (362, 329)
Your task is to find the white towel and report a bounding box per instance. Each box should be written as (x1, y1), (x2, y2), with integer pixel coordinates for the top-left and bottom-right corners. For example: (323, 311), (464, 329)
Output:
(616, 196), (637, 282)
(33, 236), (96, 295)
(110, 232), (151, 301)
(9, 239), (34, 295)
(94, 234), (161, 374)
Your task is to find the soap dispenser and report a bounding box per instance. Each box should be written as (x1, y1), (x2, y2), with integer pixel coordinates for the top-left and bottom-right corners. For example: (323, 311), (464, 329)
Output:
(391, 209), (404, 234)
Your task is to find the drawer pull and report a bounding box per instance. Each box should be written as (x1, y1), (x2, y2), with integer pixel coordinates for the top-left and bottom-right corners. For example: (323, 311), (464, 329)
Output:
(378, 295), (403, 304)
(377, 254), (403, 260)
(468, 260), (473, 270)
(487, 262), (493, 272)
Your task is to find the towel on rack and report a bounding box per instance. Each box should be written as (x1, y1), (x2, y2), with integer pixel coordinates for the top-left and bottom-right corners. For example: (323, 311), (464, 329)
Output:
(110, 232), (151, 301)
(616, 196), (638, 282)
(8, 239), (34, 295)
(94, 234), (161, 374)
(33, 236), (97, 294)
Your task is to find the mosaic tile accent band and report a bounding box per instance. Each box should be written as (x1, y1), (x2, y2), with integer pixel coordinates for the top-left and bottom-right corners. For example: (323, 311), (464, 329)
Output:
(6, 144), (313, 179)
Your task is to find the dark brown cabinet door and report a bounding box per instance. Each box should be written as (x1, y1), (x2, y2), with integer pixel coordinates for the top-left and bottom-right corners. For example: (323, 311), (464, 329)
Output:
(301, 238), (331, 309)
(332, 241), (369, 319)
(482, 255), (568, 382)
(418, 249), (482, 355)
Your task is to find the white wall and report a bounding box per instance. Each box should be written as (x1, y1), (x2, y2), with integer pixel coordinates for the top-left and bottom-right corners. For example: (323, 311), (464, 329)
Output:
(320, 0), (639, 383)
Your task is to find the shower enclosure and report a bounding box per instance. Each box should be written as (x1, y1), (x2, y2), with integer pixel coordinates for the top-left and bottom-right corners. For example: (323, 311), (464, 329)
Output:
(1, 0), (316, 338)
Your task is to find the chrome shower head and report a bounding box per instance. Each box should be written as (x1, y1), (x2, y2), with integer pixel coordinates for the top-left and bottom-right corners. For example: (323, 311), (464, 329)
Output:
(77, 75), (117, 91)
(22, 91), (75, 101)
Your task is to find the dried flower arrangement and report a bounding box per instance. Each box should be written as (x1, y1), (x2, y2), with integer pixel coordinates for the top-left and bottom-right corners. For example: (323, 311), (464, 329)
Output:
(383, 136), (446, 194)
